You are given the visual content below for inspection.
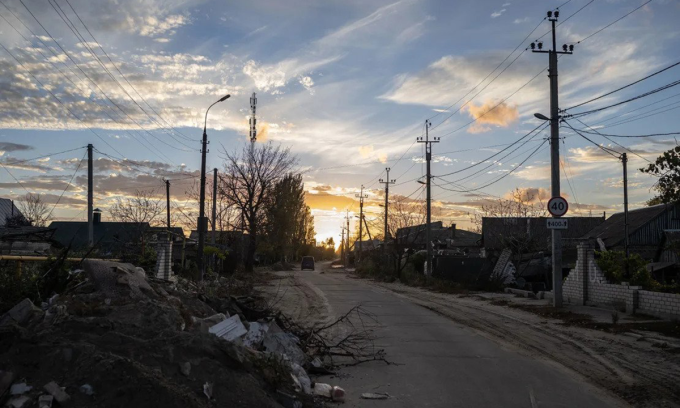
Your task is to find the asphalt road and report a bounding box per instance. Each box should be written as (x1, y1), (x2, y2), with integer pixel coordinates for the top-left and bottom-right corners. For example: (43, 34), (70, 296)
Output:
(292, 264), (625, 408)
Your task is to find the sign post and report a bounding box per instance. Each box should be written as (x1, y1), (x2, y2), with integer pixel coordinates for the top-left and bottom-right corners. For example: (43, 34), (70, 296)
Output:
(547, 196), (568, 307)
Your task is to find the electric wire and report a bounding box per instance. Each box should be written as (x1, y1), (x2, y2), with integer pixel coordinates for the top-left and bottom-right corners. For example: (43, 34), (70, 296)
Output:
(45, 149), (86, 220)
(569, 0), (652, 46)
(572, 118), (651, 163)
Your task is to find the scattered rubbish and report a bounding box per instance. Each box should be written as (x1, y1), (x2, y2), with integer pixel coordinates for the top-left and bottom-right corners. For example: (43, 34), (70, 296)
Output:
(290, 374), (302, 393)
(0, 298), (43, 326)
(276, 390), (302, 408)
(43, 381), (70, 405)
(179, 362), (191, 377)
(6, 396), (31, 408)
(209, 314), (247, 341)
(203, 382), (213, 400)
(361, 392), (390, 400)
(242, 321), (269, 348)
(308, 357), (333, 375)
(313, 383), (333, 398)
(290, 363), (311, 394)
(310, 357), (322, 369)
(10, 383), (32, 395)
(79, 384), (94, 396)
(192, 313), (228, 334)
(263, 324), (306, 366)
(38, 395), (54, 408)
(332, 386), (346, 402)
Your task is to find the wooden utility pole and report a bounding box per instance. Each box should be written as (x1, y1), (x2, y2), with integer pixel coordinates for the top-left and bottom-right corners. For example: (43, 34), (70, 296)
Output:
(417, 120), (439, 276)
(355, 185), (368, 261)
(531, 9), (572, 307)
(87, 143), (93, 248)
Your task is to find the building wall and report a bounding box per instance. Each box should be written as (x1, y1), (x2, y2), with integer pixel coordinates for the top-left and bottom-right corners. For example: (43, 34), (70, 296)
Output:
(563, 244), (680, 320)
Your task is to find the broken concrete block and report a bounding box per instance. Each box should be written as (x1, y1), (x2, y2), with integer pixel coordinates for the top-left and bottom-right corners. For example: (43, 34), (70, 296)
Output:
(82, 260), (155, 299)
(0, 298), (43, 326)
(10, 383), (32, 395)
(38, 395), (53, 408)
(263, 331), (306, 366)
(209, 314), (247, 342)
(242, 321), (268, 349)
(43, 381), (70, 405)
(312, 383), (332, 398)
(6, 396), (31, 408)
(191, 313), (228, 334)
(290, 363), (311, 394)
(361, 392), (389, 400)
(179, 362), (191, 377)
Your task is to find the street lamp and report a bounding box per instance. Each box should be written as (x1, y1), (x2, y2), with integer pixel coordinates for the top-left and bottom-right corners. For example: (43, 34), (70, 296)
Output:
(198, 94), (230, 280)
(534, 113), (550, 121)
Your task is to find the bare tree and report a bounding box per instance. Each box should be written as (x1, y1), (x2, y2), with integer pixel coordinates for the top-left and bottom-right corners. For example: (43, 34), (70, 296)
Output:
(220, 143), (297, 272)
(110, 189), (164, 225)
(388, 200), (427, 278)
(174, 177), (238, 237)
(17, 193), (50, 227)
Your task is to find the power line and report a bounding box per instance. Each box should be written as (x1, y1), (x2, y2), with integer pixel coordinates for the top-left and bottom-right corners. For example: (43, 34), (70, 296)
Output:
(563, 121), (621, 158)
(0, 162), (31, 194)
(599, 102), (680, 129)
(534, 0), (595, 42)
(0, 146), (85, 165)
(570, 0), (652, 46)
(565, 60), (680, 111)
(591, 92), (680, 127)
(45, 149), (87, 220)
(574, 129), (680, 139)
(571, 118), (651, 163)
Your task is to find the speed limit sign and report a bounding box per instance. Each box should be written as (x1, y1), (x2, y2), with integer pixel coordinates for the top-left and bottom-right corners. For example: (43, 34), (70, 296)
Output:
(548, 197), (568, 217)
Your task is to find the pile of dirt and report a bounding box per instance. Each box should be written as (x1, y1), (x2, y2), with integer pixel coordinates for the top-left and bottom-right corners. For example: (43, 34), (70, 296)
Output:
(0, 261), (290, 408)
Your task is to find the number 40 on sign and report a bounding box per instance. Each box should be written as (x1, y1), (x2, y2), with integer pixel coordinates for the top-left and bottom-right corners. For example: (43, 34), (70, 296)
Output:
(547, 197), (568, 217)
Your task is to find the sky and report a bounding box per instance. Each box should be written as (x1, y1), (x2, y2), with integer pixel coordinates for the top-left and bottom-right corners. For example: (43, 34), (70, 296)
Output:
(1, 0), (679, 245)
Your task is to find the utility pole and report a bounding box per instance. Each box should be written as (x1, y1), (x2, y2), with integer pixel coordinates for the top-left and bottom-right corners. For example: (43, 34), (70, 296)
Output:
(250, 92), (257, 143)
(212, 168), (218, 246)
(355, 185), (368, 261)
(531, 9), (573, 307)
(198, 128), (209, 280)
(165, 179), (171, 229)
(379, 168), (396, 245)
(346, 210), (350, 267)
(417, 120), (439, 276)
(340, 227), (345, 265)
(87, 143), (93, 248)
(622, 153), (629, 258)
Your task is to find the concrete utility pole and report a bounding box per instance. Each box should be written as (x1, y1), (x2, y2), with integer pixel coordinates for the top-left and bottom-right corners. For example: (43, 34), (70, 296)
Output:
(250, 92), (257, 143)
(346, 210), (350, 267)
(531, 10), (572, 307)
(355, 185), (368, 261)
(87, 143), (93, 248)
(417, 120), (439, 276)
(622, 153), (629, 258)
(212, 168), (218, 246)
(379, 168), (396, 244)
(340, 226), (345, 265)
(165, 179), (171, 229)
(199, 94), (230, 280)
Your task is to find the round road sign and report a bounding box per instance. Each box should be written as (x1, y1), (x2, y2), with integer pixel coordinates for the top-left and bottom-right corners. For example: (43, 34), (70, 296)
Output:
(548, 197), (568, 217)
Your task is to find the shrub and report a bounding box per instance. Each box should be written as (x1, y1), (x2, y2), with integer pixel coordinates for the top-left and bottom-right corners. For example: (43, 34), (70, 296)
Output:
(595, 250), (658, 289)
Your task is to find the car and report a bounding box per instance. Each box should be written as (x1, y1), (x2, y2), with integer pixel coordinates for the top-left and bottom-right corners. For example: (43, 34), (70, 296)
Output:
(301, 256), (315, 271)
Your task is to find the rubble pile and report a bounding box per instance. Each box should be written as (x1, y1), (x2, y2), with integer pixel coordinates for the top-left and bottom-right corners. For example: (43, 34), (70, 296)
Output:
(0, 260), (346, 408)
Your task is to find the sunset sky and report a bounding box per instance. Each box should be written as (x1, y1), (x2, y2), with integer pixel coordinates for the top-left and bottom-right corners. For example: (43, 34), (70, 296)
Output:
(1, 0), (679, 245)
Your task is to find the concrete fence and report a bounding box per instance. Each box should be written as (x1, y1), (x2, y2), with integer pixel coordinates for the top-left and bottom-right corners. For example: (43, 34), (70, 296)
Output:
(563, 244), (680, 320)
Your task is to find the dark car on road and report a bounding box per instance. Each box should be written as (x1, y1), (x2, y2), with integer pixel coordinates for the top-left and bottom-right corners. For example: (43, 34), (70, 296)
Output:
(301, 256), (315, 271)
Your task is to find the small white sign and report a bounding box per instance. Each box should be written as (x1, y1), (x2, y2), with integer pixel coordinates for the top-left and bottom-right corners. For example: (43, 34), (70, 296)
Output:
(547, 218), (568, 229)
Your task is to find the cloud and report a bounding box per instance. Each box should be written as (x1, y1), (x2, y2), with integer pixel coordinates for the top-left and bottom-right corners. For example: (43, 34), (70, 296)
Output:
(139, 14), (188, 37)
(513, 17), (530, 24)
(464, 100), (518, 133)
(505, 187), (550, 203)
(244, 25), (268, 38)
(491, 9), (506, 18)
(298, 76), (315, 94)
(0, 142), (33, 155)
(359, 145), (375, 158)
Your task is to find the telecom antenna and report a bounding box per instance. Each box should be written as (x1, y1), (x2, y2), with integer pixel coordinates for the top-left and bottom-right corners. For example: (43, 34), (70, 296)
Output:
(249, 92), (257, 143)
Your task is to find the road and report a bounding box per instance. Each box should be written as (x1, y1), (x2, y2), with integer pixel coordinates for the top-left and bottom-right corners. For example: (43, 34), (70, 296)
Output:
(264, 262), (627, 408)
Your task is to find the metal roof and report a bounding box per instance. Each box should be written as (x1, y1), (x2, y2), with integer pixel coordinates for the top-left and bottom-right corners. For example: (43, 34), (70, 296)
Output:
(581, 204), (674, 247)
(0, 198), (23, 227)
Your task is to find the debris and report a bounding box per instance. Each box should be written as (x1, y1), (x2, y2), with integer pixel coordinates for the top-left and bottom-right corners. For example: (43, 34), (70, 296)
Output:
(6, 396), (31, 408)
(242, 321), (269, 349)
(79, 384), (94, 396)
(361, 392), (390, 400)
(312, 383), (332, 398)
(43, 381), (70, 405)
(179, 362), (191, 377)
(10, 383), (32, 395)
(276, 390), (302, 408)
(263, 324), (306, 366)
(191, 313), (229, 334)
(332, 386), (346, 402)
(82, 260), (155, 299)
(290, 363), (311, 394)
(0, 298), (43, 326)
(0, 371), (15, 397)
(38, 395), (54, 408)
(203, 382), (213, 400)
(310, 357), (322, 369)
(209, 314), (247, 341)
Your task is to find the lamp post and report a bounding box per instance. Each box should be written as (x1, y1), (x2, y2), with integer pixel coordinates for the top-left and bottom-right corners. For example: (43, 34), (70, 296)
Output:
(198, 94), (230, 280)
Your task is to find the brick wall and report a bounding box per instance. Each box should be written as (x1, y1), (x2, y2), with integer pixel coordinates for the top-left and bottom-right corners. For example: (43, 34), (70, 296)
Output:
(562, 244), (679, 320)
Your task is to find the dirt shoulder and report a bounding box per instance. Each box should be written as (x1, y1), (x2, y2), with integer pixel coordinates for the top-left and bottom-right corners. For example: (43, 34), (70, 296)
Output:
(354, 276), (680, 408)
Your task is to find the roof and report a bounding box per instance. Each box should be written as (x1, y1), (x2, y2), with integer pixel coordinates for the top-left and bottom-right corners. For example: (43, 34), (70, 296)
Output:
(483, 216), (605, 251)
(0, 226), (55, 241)
(49, 221), (149, 250)
(188, 230), (244, 242)
(0, 198), (23, 227)
(395, 222), (481, 247)
(147, 226), (185, 240)
(581, 204), (675, 247)
(448, 229), (482, 247)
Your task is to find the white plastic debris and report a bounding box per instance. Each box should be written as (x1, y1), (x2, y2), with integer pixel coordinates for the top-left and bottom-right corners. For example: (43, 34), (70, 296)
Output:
(10, 383), (32, 395)
(332, 386), (346, 402)
(361, 392), (390, 400)
(290, 363), (311, 394)
(79, 384), (94, 396)
(203, 382), (213, 400)
(43, 381), (70, 404)
(209, 314), (247, 341)
(263, 324), (306, 366)
(313, 383), (332, 398)
(38, 395), (53, 408)
(242, 321), (269, 349)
